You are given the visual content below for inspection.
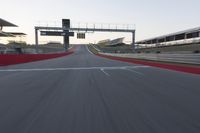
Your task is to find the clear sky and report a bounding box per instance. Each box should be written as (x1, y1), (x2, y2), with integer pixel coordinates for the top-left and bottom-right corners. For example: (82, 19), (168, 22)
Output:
(1, 0), (200, 44)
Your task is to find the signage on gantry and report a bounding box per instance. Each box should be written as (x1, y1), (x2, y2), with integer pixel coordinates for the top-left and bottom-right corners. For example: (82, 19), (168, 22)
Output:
(77, 33), (85, 39)
(40, 31), (74, 36)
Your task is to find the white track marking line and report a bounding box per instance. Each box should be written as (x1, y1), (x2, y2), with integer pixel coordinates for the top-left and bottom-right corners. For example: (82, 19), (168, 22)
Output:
(124, 68), (144, 76)
(0, 66), (150, 72)
(100, 69), (110, 76)
(86, 45), (94, 55)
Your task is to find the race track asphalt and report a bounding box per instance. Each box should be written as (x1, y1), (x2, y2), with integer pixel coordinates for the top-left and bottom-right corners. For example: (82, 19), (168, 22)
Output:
(0, 45), (200, 133)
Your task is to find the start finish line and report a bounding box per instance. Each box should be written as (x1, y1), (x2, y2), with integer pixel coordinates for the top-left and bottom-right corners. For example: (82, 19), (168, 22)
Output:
(34, 19), (136, 53)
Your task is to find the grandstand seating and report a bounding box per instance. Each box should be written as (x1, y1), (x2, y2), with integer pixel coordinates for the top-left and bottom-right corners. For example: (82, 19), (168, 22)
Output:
(108, 38), (124, 46)
(97, 37), (125, 46)
(136, 43), (200, 53)
(95, 44), (133, 53)
(136, 27), (200, 49)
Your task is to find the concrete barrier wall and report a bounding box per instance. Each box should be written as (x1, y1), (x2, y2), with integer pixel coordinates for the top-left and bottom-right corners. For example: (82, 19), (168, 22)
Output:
(101, 53), (200, 65)
(96, 53), (200, 75)
(0, 50), (73, 66)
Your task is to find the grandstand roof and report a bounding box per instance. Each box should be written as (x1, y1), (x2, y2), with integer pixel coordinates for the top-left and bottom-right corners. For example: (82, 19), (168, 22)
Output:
(0, 31), (13, 37)
(137, 26), (200, 44)
(0, 29), (26, 37)
(97, 37), (125, 46)
(0, 32), (8, 37)
(108, 37), (124, 46)
(0, 18), (17, 27)
(0, 19), (26, 39)
(98, 39), (110, 44)
(5, 32), (26, 36)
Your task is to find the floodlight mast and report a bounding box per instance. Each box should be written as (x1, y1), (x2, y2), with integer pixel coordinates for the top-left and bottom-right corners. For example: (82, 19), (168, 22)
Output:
(35, 28), (39, 53)
(132, 31), (135, 50)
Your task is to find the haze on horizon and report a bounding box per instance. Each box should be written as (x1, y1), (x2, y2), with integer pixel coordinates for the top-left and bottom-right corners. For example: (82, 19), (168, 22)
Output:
(1, 0), (200, 44)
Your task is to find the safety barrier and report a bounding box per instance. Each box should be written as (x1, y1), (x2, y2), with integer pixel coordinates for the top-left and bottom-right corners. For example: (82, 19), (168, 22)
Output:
(96, 53), (200, 75)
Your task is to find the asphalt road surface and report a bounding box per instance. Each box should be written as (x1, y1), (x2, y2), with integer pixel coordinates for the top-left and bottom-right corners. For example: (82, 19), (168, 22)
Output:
(0, 45), (200, 133)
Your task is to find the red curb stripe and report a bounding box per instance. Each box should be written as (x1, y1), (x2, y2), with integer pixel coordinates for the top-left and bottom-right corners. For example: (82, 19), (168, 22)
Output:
(96, 54), (200, 75)
(0, 50), (74, 66)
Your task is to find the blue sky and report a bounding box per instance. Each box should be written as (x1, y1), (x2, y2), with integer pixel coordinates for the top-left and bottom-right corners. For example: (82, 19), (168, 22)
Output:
(1, 0), (200, 44)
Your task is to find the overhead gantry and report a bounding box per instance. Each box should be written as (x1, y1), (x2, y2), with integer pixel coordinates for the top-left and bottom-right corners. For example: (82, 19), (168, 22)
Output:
(35, 19), (136, 53)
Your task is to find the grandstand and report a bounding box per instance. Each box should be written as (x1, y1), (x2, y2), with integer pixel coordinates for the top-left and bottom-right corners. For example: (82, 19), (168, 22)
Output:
(136, 27), (200, 47)
(97, 39), (111, 46)
(0, 31), (10, 37)
(97, 37), (125, 46)
(0, 18), (26, 38)
(109, 38), (125, 46)
(95, 37), (133, 53)
(136, 27), (200, 53)
(0, 18), (28, 54)
(44, 41), (63, 48)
